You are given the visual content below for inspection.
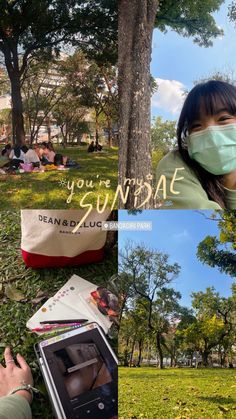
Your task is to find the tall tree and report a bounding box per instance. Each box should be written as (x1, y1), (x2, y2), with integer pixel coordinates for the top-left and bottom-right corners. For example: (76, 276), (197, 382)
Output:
(22, 58), (66, 143)
(183, 287), (236, 366)
(0, 0), (117, 145)
(151, 116), (177, 152)
(119, 243), (181, 368)
(118, 0), (224, 208)
(197, 211), (236, 277)
(61, 51), (118, 147)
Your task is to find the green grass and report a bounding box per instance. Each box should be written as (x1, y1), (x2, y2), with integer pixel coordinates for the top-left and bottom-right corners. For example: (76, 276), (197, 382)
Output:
(0, 211), (117, 418)
(0, 146), (118, 210)
(119, 367), (236, 419)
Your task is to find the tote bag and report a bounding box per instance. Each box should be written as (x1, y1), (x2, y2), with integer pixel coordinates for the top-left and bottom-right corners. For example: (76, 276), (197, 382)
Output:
(21, 209), (110, 268)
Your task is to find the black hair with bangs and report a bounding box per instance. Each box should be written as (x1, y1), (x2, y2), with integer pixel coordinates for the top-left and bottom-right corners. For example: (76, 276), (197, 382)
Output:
(177, 80), (236, 208)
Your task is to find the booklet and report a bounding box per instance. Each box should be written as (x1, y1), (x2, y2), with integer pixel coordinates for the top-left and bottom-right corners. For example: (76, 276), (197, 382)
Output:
(27, 275), (113, 335)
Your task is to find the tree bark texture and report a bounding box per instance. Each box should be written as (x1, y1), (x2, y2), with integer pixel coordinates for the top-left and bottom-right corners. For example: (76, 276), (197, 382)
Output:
(118, 0), (158, 208)
(156, 331), (163, 369)
(202, 350), (210, 367)
(4, 42), (25, 146)
(129, 336), (136, 367)
(137, 338), (143, 366)
(10, 71), (25, 145)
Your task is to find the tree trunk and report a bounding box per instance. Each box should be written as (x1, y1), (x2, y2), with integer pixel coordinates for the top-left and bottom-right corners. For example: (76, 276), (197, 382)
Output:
(4, 42), (25, 146)
(129, 336), (136, 367)
(9, 71), (25, 146)
(118, 0), (159, 208)
(107, 116), (113, 147)
(60, 125), (67, 148)
(146, 341), (151, 366)
(202, 350), (210, 367)
(123, 337), (130, 366)
(137, 338), (143, 367)
(95, 112), (99, 146)
(156, 331), (163, 369)
(190, 353), (193, 367)
(123, 349), (129, 367)
(46, 115), (51, 142)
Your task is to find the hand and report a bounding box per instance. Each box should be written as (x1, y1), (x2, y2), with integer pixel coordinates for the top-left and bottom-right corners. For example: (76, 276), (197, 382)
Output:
(0, 347), (33, 404)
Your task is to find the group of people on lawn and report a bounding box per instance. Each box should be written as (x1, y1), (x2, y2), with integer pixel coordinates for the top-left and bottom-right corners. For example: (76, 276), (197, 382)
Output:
(0, 142), (72, 172)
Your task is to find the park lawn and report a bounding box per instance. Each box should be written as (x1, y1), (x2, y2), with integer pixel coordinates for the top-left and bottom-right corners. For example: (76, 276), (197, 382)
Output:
(0, 146), (118, 210)
(119, 367), (236, 419)
(0, 211), (117, 418)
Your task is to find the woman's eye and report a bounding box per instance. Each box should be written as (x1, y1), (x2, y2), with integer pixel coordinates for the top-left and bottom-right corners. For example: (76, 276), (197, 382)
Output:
(190, 123), (202, 131)
(218, 115), (233, 121)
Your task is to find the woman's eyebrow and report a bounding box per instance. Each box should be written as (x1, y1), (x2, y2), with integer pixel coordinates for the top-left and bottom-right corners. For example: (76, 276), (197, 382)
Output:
(189, 119), (201, 125)
(215, 108), (230, 114)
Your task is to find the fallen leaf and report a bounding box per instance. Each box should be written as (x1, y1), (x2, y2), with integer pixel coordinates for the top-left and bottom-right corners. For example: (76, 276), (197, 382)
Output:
(0, 284), (4, 298)
(30, 290), (49, 305)
(218, 406), (230, 413)
(5, 285), (26, 302)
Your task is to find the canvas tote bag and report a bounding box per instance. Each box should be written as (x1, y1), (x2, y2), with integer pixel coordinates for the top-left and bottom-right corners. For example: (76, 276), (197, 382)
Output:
(21, 209), (110, 268)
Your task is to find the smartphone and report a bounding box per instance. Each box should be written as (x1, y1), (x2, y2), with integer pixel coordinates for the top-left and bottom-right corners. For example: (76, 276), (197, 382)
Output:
(35, 322), (118, 419)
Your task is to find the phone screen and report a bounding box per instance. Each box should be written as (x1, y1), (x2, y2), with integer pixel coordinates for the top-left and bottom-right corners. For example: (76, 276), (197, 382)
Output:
(54, 342), (112, 399)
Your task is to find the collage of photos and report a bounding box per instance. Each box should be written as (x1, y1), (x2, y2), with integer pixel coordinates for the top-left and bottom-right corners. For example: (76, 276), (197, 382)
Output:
(0, 1), (236, 419)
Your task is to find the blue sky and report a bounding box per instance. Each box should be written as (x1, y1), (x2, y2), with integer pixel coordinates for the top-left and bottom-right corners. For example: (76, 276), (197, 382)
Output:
(118, 210), (235, 309)
(151, 0), (236, 121)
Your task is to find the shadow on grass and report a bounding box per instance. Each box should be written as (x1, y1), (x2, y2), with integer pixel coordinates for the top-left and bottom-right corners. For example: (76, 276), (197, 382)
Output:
(119, 367), (236, 381)
(198, 396), (236, 405)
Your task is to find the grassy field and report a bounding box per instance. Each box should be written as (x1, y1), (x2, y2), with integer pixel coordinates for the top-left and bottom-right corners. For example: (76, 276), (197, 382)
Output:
(0, 211), (117, 418)
(0, 146), (118, 210)
(119, 367), (236, 419)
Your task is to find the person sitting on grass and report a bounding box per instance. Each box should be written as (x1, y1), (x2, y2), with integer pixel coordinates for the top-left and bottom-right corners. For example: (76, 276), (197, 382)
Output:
(0, 148), (10, 168)
(88, 141), (103, 153)
(2, 144), (12, 158)
(95, 142), (103, 152)
(46, 142), (56, 163)
(9, 146), (26, 169)
(87, 140), (95, 152)
(22, 145), (41, 168)
(39, 142), (55, 165)
(21, 145), (29, 154)
(0, 347), (34, 419)
(33, 143), (41, 159)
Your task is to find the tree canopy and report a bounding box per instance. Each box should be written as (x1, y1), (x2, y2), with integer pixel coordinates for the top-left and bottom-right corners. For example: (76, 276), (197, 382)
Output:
(0, 0), (117, 67)
(151, 116), (177, 152)
(197, 211), (236, 277)
(0, 0), (117, 144)
(156, 0), (224, 47)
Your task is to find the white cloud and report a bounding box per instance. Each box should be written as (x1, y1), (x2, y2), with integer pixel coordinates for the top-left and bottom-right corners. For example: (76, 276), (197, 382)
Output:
(152, 78), (186, 115)
(172, 229), (191, 241)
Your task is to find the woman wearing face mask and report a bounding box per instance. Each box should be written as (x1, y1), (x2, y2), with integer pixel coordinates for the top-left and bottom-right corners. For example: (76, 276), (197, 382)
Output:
(156, 80), (236, 209)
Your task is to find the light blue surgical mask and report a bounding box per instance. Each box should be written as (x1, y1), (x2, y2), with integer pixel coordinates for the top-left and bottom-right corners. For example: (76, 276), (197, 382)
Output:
(187, 123), (236, 175)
